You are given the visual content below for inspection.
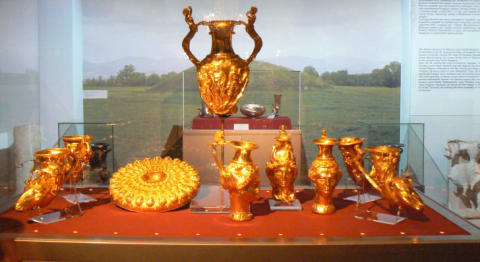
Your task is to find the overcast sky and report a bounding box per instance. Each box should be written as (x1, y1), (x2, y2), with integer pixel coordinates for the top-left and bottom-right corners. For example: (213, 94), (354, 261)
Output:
(83, 0), (402, 64)
(0, 0), (402, 73)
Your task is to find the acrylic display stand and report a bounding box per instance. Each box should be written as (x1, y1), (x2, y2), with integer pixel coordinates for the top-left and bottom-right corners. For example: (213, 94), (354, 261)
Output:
(189, 185), (230, 213)
(30, 185), (85, 224)
(268, 199), (302, 211)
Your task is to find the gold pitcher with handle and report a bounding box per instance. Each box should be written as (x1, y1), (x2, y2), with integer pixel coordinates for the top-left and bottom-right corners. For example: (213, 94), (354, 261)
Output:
(308, 130), (342, 214)
(15, 148), (72, 211)
(353, 145), (424, 212)
(210, 131), (260, 221)
(182, 6), (262, 116)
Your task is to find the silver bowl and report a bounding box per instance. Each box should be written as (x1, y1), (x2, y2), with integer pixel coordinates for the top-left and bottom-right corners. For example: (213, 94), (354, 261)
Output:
(240, 104), (266, 118)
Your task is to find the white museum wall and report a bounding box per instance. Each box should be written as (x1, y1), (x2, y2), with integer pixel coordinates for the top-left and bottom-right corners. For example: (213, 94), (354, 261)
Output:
(0, 0), (40, 191)
(0, 0), (83, 194)
(406, 0), (480, 189)
(39, 0), (84, 148)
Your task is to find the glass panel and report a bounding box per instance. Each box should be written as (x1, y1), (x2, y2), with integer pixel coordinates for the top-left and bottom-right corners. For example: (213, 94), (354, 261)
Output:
(0, 1), (39, 210)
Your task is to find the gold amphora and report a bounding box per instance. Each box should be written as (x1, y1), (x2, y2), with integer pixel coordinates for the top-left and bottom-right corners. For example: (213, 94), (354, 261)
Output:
(353, 145), (424, 212)
(210, 132), (260, 221)
(308, 130), (342, 214)
(182, 6), (262, 116)
(266, 125), (297, 202)
(62, 135), (92, 184)
(338, 136), (369, 188)
(15, 148), (71, 211)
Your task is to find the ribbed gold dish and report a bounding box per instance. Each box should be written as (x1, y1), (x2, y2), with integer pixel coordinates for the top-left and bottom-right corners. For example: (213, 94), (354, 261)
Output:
(109, 157), (200, 212)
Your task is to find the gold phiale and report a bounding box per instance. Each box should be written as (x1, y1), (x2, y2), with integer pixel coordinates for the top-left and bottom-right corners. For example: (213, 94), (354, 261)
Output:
(266, 125), (298, 202)
(353, 145), (424, 212)
(308, 130), (342, 214)
(182, 6), (262, 116)
(62, 135), (92, 184)
(109, 157), (200, 212)
(15, 148), (72, 211)
(211, 132), (260, 221)
(338, 136), (369, 187)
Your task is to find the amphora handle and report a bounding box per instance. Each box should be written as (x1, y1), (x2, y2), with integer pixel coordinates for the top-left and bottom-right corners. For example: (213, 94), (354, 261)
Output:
(182, 6), (262, 66)
(182, 6), (201, 67)
(242, 7), (262, 65)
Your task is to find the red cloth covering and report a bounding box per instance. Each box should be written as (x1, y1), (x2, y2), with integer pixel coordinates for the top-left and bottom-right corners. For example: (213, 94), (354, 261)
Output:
(192, 116), (292, 130)
(0, 189), (468, 238)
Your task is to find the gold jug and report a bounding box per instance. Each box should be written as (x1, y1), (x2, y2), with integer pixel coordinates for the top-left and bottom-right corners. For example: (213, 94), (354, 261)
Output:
(15, 148), (72, 211)
(308, 130), (342, 214)
(210, 132), (260, 221)
(62, 135), (92, 184)
(266, 125), (297, 202)
(182, 6), (262, 116)
(338, 136), (369, 187)
(353, 145), (424, 212)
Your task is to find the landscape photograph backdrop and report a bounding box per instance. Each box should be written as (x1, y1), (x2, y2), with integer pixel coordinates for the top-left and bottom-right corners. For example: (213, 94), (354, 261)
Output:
(82, 0), (403, 178)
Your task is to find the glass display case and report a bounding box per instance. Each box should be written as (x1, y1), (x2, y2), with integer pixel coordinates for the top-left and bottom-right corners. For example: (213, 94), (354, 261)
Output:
(1, 0), (480, 261)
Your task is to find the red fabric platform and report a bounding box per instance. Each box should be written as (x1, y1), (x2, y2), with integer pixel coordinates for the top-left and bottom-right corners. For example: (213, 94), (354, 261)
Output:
(0, 189), (468, 238)
(192, 116), (292, 130)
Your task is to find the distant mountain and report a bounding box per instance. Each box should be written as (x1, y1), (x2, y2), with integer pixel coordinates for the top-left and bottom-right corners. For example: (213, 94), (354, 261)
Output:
(261, 56), (394, 75)
(149, 61), (313, 93)
(84, 56), (191, 79)
(84, 55), (395, 80)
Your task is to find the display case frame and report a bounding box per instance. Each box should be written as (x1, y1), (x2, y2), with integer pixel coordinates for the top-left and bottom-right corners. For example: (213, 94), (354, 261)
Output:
(1, 191), (480, 262)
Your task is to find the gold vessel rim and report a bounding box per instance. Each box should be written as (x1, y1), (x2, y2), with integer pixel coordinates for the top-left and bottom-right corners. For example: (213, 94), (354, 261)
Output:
(338, 136), (365, 146)
(312, 138), (337, 145)
(365, 145), (403, 154)
(62, 135), (92, 143)
(229, 140), (258, 149)
(35, 148), (70, 157)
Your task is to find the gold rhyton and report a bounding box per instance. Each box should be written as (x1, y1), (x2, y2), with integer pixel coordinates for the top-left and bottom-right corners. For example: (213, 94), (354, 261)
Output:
(266, 125), (298, 202)
(182, 6), (262, 116)
(62, 135), (92, 184)
(210, 131), (260, 221)
(15, 148), (72, 211)
(353, 145), (424, 212)
(338, 136), (369, 187)
(308, 130), (342, 214)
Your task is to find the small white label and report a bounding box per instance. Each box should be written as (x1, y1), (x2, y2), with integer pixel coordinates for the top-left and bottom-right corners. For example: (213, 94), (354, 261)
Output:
(233, 124), (249, 130)
(83, 90), (108, 99)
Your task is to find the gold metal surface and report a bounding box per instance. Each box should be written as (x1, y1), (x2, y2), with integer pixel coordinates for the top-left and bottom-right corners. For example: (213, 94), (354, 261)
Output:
(182, 6), (262, 116)
(353, 145), (425, 212)
(62, 135), (93, 184)
(266, 126), (298, 202)
(338, 136), (368, 187)
(211, 131), (260, 221)
(14, 148), (72, 211)
(308, 130), (342, 214)
(109, 157), (200, 212)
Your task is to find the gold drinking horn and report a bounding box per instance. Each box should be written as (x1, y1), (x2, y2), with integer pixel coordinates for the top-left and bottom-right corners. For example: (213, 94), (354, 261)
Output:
(15, 148), (71, 211)
(353, 145), (425, 212)
(62, 135), (93, 184)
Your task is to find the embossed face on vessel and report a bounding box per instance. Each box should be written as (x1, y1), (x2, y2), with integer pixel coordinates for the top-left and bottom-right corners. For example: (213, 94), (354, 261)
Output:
(316, 172), (338, 197)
